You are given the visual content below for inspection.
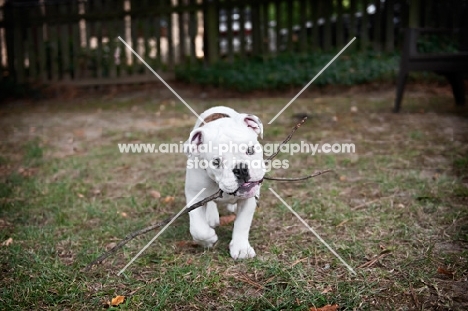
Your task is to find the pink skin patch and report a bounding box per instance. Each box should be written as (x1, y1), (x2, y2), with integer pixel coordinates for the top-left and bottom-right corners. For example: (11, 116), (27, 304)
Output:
(236, 182), (261, 198)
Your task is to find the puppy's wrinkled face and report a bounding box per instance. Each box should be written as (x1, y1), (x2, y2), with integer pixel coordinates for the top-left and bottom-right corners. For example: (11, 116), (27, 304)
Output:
(186, 118), (265, 198)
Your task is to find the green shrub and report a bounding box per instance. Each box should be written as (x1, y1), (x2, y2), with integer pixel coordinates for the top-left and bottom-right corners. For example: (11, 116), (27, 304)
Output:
(175, 51), (400, 91)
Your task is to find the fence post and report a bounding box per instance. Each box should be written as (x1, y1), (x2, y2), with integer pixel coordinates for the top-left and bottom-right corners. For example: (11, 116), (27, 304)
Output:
(13, 4), (26, 83)
(385, 0), (394, 52)
(409, 0), (420, 27)
(251, 1), (261, 56)
(204, 0), (218, 64)
(4, 1), (16, 81)
(323, 0), (332, 51)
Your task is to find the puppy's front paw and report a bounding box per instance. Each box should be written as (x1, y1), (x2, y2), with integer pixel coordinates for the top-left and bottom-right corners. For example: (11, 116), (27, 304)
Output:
(191, 227), (218, 248)
(229, 240), (256, 259)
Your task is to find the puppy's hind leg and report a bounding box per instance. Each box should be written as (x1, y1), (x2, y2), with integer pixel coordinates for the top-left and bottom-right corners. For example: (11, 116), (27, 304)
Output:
(205, 201), (219, 228)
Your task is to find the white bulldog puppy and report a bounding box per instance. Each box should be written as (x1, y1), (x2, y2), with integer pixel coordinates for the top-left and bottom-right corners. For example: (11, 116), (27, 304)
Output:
(184, 106), (264, 259)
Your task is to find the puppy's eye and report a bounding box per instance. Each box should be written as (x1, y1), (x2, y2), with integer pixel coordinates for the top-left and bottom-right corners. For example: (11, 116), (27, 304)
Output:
(246, 146), (255, 155)
(212, 158), (221, 168)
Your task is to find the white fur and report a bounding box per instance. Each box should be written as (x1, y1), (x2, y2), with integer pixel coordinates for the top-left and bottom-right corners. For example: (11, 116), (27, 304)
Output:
(184, 106), (264, 259)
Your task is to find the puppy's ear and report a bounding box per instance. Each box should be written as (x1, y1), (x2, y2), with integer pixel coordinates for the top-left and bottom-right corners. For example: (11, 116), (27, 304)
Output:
(243, 115), (263, 139)
(184, 129), (204, 156)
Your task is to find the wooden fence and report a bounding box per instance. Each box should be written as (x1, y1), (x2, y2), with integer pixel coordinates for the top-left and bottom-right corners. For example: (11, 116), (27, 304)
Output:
(0, 0), (463, 85)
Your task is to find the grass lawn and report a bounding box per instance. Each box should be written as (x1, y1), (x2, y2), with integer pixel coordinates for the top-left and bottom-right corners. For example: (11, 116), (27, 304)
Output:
(1, 86), (467, 310)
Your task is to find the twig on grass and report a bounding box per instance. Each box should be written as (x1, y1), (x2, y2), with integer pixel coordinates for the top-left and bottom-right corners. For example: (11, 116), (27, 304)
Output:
(84, 190), (223, 271)
(264, 169), (333, 181)
(351, 196), (394, 211)
(357, 250), (392, 268)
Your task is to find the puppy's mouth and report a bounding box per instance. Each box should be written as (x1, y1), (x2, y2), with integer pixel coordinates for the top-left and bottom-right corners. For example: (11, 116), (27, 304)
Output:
(228, 179), (263, 197)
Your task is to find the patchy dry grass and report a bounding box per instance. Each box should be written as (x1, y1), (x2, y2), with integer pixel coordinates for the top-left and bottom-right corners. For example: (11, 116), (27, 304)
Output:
(1, 87), (467, 310)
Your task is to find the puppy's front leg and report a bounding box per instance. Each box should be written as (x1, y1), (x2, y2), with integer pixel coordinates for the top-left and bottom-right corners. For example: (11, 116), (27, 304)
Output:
(188, 201), (218, 248)
(229, 197), (256, 259)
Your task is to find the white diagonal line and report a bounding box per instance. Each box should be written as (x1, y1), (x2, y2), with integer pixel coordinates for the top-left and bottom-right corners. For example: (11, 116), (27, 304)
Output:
(268, 188), (357, 275)
(118, 188), (206, 275)
(118, 36), (205, 125)
(268, 37), (356, 124)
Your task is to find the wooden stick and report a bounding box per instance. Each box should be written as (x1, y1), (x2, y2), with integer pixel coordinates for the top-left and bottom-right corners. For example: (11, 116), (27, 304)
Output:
(263, 169), (333, 181)
(84, 190), (223, 271)
(266, 117), (307, 161)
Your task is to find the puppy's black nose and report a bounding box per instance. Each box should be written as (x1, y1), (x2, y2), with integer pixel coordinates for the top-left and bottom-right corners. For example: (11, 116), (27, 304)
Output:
(233, 163), (249, 182)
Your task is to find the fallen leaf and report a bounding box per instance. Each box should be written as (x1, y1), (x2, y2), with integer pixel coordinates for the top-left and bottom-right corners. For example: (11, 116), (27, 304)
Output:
(1, 237), (13, 246)
(219, 215), (236, 226)
(320, 286), (333, 294)
(111, 295), (125, 306)
(175, 240), (197, 248)
(105, 242), (117, 250)
(437, 267), (454, 277)
(310, 304), (339, 311)
(163, 196), (175, 204)
(150, 190), (161, 199)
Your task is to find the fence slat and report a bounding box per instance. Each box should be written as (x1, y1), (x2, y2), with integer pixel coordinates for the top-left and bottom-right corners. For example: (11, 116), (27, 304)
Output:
(27, 27), (37, 80)
(251, 2), (261, 55)
(130, 2), (138, 74)
(142, 1), (151, 75)
(299, 0), (307, 52)
(262, 1), (269, 55)
(275, 0), (281, 53)
(0, 26), (4, 70)
(361, 0), (369, 48)
(238, 2), (246, 57)
(178, 0), (187, 63)
(385, 0), (394, 52)
(71, 1), (80, 80)
(226, 0), (234, 61)
(48, 5), (59, 81)
(37, 20), (47, 82)
(119, 13), (128, 77)
(13, 6), (26, 83)
(154, 12), (162, 68)
(84, 0), (92, 78)
(336, 0), (344, 47)
(349, 0), (357, 49)
(323, 0), (332, 51)
(188, 0), (197, 63)
(286, 0), (293, 52)
(107, 1), (118, 78)
(373, 0), (382, 50)
(310, 0), (319, 50)
(59, 2), (71, 80)
(167, 1), (175, 69)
